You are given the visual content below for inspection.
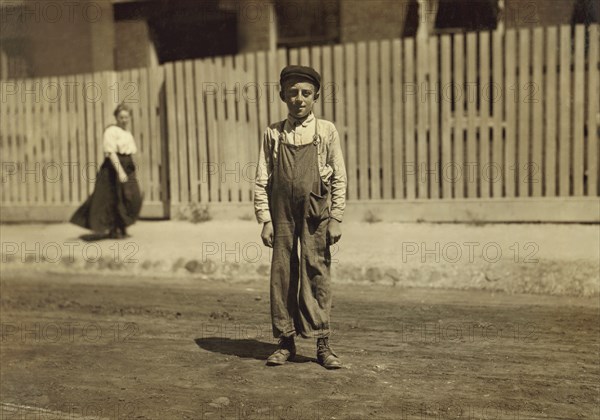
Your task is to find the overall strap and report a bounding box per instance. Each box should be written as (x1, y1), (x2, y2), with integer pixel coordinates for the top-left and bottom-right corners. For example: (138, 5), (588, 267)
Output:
(277, 119), (286, 144)
(312, 117), (320, 146)
(271, 120), (286, 158)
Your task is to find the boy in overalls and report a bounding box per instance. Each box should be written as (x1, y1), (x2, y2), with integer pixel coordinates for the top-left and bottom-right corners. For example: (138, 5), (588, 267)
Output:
(254, 65), (347, 369)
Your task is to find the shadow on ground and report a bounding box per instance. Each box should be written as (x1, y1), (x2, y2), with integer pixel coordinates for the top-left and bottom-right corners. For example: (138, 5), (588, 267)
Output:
(194, 338), (314, 363)
(79, 233), (111, 242)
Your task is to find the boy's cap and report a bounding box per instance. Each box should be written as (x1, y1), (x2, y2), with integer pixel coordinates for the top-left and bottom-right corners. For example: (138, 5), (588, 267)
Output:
(280, 65), (321, 90)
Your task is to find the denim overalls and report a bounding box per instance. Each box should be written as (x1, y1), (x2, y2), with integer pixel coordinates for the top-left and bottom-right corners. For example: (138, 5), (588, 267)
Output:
(269, 119), (332, 339)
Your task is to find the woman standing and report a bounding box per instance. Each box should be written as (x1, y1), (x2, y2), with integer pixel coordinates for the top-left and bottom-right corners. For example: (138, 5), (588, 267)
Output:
(71, 103), (143, 239)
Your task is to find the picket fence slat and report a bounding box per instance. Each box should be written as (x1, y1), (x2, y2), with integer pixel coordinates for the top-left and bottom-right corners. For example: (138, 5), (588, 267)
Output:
(48, 77), (61, 204)
(440, 35), (452, 199)
(135, 68), (148, 203)
(4, 78), (15, 202)
(453, 34), (465, 199)
(559, 26), (572, 197)
(479, 31), (491, 199)
(268, 50), (279, 128)
(573, 25), (585, 196)
(491, 30), (503, 198)
(58, 74), (71, 203)
(531, 28), (544, 198)
(277, 48), (288, 119)
(545, 27), (558, 197)
(391, 39), (404, 199)
(26, 81), (42, 204)
(368, 40), (381, 200)
(404, 38), (416, 199)
(236, 54), (252, 202)
(357, 42), (369, 200)
(322, 45), (334, 122)
(344, 42), (358, 201)
(205, 60), (220, 203)
(184, 61), (198, 203)
(505, 30), (517, 198)
(98, 71), (107, 189)
(223, 56), (236, 202)
(333, 44), (346, 174)
(194, 60), (209, 203)
(300, 47), (309, 66)
(428, 36), (440, 200)
(380, 39), (393, 200)
(153, 66), (167, 204)
(1, 75), (10, 202)
(289, 48), (299, 66)
(417, 36), (428, 199)
(518, 28), (531, 197)
(165, 63), (178, 205)
(587, 25), (599, 197)
(244, 53), (259, 203)
(256, 51), (268, 155)
(466, 32), (477, 199)
(310, 46), (320, 107)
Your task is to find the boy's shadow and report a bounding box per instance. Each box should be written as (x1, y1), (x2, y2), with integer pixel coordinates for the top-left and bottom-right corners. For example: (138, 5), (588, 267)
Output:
(194, 338), (314, 363)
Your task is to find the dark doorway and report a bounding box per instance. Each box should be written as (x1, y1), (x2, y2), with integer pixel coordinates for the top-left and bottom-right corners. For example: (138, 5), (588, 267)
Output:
(435, 0), (499, 32)
(114, 0), (238, 63)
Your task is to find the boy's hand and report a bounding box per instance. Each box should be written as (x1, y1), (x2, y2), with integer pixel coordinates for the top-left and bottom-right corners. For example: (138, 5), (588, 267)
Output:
(327, 219), (342, 245)
(261, 221), (274, 248)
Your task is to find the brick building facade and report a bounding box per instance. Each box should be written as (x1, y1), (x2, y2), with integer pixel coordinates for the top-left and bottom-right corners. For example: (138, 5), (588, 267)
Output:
(1, 0), (597, 79)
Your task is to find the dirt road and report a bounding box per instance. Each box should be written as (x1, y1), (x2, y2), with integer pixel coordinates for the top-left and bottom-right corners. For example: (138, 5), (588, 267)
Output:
(1, 273), (598, 419)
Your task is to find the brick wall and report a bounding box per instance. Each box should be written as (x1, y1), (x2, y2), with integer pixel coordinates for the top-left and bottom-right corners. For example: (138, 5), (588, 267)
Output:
(237, 0), (275, 52)
(115, 19), (155, 70)
(0, 0), (115, 77)
(503, 0), (578, 28)
(339, 0), (418, 43)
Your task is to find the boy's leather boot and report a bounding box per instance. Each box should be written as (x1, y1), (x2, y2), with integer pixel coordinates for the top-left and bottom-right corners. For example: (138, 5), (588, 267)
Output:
(317, 337), (342, 369)
(266, 336), (296, 366)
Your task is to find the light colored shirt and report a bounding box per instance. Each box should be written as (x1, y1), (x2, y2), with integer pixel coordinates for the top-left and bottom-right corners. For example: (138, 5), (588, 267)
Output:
(103, 125), (137, 155)
(282, 112), (317, 145)
(254, 113), (347, 224)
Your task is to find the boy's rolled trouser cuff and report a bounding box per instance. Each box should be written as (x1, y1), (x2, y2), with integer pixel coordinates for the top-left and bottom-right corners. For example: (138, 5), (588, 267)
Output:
(301, 327), (331, 339)
(274, 326), (297, 339)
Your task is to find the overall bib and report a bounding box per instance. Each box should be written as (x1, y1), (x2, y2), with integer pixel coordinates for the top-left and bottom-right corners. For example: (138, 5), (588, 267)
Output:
(269, 120), (332, 339)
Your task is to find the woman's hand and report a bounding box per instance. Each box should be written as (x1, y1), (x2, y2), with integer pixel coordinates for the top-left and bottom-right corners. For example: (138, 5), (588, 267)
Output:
(108, 152), (128, 183)
(261, 221), (274, 248)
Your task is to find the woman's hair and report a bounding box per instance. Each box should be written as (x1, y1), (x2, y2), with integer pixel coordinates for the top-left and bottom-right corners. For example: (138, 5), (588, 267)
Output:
(113, 103), (133, 118)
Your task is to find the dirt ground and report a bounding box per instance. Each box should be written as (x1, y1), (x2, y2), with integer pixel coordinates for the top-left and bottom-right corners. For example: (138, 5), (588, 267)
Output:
(0, 272), (598, 420)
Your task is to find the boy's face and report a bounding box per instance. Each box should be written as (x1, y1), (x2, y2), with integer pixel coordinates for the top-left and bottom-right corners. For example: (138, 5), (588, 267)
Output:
(280, 78), (319, 119)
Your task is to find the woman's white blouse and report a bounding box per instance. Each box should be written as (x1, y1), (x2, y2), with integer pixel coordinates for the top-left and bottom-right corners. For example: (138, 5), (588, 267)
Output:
(103, 125), (137, 155)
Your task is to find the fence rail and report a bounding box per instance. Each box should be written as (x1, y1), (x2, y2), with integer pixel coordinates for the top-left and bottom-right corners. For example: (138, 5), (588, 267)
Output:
(1, 24), (599, 221)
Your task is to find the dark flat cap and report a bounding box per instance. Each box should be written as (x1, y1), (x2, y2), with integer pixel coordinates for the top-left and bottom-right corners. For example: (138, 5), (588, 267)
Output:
(280, 65), (321, 90)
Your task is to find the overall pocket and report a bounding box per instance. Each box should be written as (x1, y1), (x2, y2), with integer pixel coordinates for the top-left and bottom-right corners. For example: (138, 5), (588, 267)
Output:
(306, 181), (330, 222)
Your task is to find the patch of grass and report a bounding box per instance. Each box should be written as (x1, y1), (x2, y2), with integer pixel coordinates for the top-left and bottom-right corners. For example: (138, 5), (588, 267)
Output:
(177, 202), (211, 223)
(363, 210), (382, 224)
(465, 210), (488, 227)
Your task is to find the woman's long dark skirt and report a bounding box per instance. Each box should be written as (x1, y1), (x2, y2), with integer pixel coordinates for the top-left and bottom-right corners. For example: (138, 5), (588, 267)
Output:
(70, 154), (143, 232)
